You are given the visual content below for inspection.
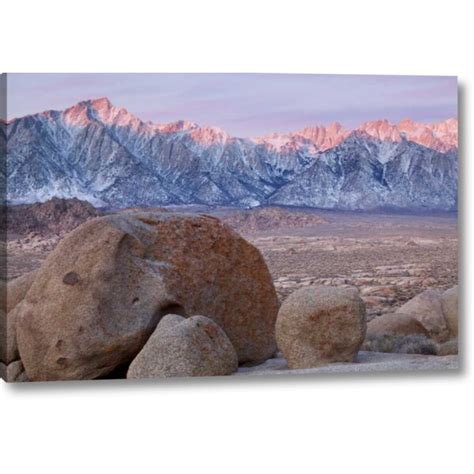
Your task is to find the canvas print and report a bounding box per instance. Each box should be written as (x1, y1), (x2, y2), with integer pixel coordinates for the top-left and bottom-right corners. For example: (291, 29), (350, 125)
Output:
(0, 73), (459, 382)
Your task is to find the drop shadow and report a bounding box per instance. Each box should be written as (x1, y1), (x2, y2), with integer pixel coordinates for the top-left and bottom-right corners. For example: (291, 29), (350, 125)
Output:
(456, 80), (467, 369)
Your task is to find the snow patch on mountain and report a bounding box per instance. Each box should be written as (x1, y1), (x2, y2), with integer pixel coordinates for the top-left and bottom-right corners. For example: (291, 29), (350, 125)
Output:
(5, 98), (458, 212)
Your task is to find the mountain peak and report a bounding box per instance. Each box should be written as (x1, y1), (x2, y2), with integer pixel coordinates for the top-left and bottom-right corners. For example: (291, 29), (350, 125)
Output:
(359, 118), (457, 151)
(155, 119), (199, 133)
(62, 97), (145, 131)
(89, 97), (113, 109)
(295, 122), (349, 151)
(8, 97), (458, 153)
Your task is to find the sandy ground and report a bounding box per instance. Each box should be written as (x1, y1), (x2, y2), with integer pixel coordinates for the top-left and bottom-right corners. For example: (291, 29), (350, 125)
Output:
(235, 351), (459, 377)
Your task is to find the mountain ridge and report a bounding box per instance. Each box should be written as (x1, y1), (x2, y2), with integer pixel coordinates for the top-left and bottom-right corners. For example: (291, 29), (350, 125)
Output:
(4, 97), (458, 212)
(6, 96), (458, 151)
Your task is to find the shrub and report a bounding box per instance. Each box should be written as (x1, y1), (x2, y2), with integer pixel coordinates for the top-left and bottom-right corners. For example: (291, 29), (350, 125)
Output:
(362, 334), (438, 355)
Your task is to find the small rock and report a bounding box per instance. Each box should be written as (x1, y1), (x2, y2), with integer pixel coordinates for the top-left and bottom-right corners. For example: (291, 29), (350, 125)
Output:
(396, 289), (450, 342)
(367, 313), (430, 337)
(6, 360), (29, 382)
(441, 286), (458, 337)
(127, 315), (238, 379)
(275, 286), (367, 369)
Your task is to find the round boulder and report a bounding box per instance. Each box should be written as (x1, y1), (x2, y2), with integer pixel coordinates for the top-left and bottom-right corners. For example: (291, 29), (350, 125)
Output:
(367, 313), (430, 338)
(15, 212), (278, 381)
(441, 286), (458, 337)
(275, 286), (366, 369)
(127, 314), (238, 378)
(396, 289), (449, 342)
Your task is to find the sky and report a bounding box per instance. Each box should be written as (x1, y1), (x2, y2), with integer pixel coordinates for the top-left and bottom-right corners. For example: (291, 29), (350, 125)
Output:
(5, 73), (457, 137)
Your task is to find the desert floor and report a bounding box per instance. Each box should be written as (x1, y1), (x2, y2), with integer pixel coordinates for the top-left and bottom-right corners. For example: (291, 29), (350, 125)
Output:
(7, 207), (458, 322)
(246, 211), (457, 319)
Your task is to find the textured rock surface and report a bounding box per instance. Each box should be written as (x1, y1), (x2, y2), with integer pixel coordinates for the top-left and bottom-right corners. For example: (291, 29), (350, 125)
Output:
(0, 271), (37, 364)
(396, 289), (450, 342)
(6, 360), (29, 382)
(6, 271), (38, 314)
(275, 286), (366, 369)
(0, 361), (29, 383)
(15, 212), (278, 380)
(367, 313), (430, 337)
(127, 315), (238, 379)
(441, 286), (458, 337)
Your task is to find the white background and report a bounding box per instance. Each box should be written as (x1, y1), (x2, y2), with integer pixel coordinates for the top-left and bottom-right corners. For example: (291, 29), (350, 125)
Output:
(1, 1), (472, 473)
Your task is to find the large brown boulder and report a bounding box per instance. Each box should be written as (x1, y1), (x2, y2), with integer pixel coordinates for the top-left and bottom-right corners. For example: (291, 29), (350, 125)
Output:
(276, 286), (366, 369)
(396, 289), (450, 342)
(441, 286), (458, 337)
(0, 271), (37, 364)
(127, 314), (238, 379)
(15, 212), (278, 380)
(367, 313), (430, 338)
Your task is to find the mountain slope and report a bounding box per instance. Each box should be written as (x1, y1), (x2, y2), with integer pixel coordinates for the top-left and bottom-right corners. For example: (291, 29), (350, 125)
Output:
(268, 132), (457, 211)
(5, 98), (458, 211)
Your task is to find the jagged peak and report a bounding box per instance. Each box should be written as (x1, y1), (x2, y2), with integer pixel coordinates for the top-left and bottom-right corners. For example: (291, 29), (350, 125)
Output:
(155, 119), (199, 133)
(6, 97), (458, 152)
(359, 117), (458, 151)
(189, 125), (229, 147)
(343, 129), (375, 143)
(253, 122), (349, 153)
(61, 96), (146, 131)
(89, 96), (113, 110)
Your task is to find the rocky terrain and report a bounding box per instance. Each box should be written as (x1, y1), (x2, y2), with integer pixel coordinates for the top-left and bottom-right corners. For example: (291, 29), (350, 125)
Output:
(7, 197), (102, 237)
(5, 198), (103, 278)
(5, 201), (458, 317)
(243, 210), (457, 317)
(218, 206), (329, 233)
(5, 97), (457, 211)
(1, 204), (458, 382)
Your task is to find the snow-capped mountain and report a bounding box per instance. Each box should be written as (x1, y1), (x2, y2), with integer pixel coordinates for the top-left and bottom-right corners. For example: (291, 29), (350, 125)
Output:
(269, 131), (458, 211)
(4, 97), (458, 211)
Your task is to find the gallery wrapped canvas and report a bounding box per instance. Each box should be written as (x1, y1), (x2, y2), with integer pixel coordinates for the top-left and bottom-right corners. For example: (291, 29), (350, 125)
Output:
(0, 73), (458, 382)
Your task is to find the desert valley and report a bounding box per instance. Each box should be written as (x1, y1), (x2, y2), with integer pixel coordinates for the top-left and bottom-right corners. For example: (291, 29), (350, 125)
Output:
(2, 198), (458, 381)
(1, 90), (459, 382)
(6, 200), (458, 313)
